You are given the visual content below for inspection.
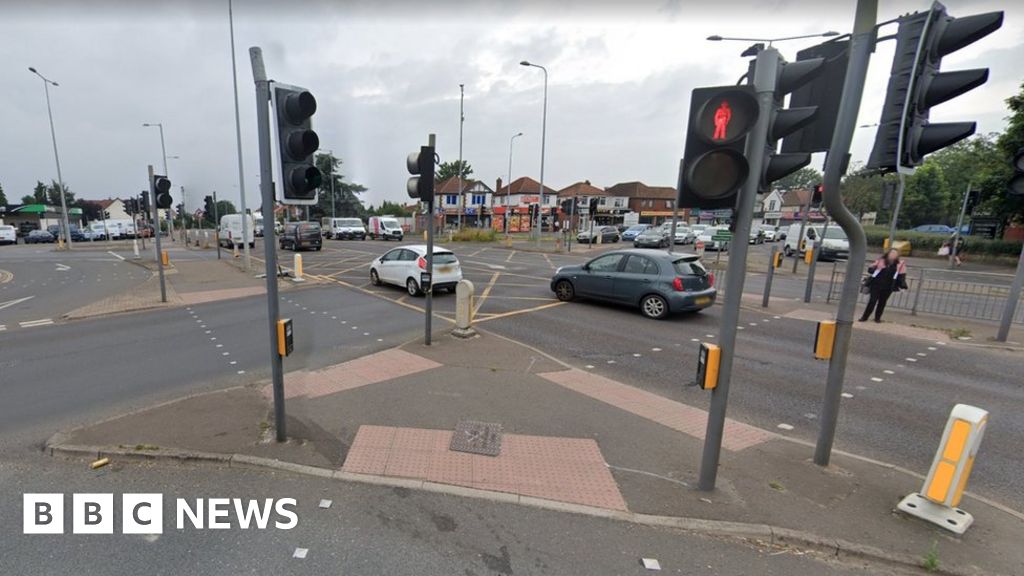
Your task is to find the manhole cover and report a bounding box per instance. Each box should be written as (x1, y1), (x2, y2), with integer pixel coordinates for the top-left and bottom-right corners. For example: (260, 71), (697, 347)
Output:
(450, 421), (503, 456)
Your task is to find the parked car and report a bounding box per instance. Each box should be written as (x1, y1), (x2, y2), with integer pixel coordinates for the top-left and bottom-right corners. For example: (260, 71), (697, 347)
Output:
(550, 249), (716, 319)
(577, 226), (620, 244)
(369, 245), (462, 296)
(758, 224), (778, 242)
(672, 226), (696, 245)
(0, 225), (17, 245)
(25, 230), (55, 244)
(633, 227), (670, 248)
(279, 222), (322, 251)
(620, 224), (650, 241)
(696, 226), (730, 251)
(368, 216), (404, 241)
(912, 224), (956, 235)
(323, 217), (366, 240)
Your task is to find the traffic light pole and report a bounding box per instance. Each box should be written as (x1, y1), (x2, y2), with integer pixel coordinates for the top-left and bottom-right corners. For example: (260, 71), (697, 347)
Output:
(887, 172), (906, 249)
(250, 46), (287, 442)
(147, 165), (167, 304)
(213, 191), (222, 260)
(425, 133), (436, 346)
(996, 247), (1024, 342)
(814, 0), (877, 466)
(949, 182), (971, 269)
(698, 47), (780, 492)
(668, 159), (683, 255)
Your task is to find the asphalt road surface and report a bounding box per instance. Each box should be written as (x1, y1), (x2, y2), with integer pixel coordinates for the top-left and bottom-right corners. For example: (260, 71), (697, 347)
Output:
(0, 456), (883, 576)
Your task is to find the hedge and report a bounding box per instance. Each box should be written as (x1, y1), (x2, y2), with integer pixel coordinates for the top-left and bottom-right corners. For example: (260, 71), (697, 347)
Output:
(863, 225), (1021, 257)
(449, 228), (497, 242)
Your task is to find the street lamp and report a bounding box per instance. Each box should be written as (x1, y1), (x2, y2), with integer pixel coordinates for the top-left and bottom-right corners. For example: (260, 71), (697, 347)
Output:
(506, 132), (523, 241)
(319, 148), (336, 220)
(28, 66), (73, 250)
(520, 60), (548, 246)
(706, 30), (840, 45)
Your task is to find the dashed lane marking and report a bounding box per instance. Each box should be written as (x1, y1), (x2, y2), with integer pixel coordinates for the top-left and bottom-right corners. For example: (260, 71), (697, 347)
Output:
(841, 393), (854, 399)
(777, 423), (794, 431)
(871, 377), (883, 382)
(883, 369), (895, 375)
(20, 318), (54, 328)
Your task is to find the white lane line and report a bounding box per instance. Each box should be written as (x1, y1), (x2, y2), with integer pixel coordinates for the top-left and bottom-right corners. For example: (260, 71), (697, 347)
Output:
(20, 318), (54, 328)
(883, 369), (895, 375)
(916, 352), (927, 357)
(607, 360), (616, 364)
(927, 346), (937, 351)
(841, 392), (854, 399)
(0, 325), (6, 331)
(632, 353), (642, 358)
(905, 358), (917, 362)
(55, 263), (70, 271)
(108, 251), (126, 261)
(0, 296), (35, 311)
(651, 347), (662, 352)
(870, 377), (883, 382)
(777, 423), (794, 431)
(705, 334), (715, 338)
(691, 338), (700, 342)
(237, 370), (245, 375)
(748, 322), (757, 326)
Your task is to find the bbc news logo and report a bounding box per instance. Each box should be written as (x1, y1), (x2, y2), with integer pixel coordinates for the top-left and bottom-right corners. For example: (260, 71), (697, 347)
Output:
(23, 494), (298, 534)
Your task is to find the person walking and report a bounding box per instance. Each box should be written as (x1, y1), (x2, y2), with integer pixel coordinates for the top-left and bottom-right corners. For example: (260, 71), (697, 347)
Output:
(859, 248), (908, 323)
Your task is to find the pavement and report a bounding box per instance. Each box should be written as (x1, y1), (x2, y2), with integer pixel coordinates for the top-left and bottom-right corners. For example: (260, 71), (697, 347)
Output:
(49, 328), (1024, 575)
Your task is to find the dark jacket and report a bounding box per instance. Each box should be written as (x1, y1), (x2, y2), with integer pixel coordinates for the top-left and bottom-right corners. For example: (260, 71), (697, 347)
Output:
(867, 258), (908, 292)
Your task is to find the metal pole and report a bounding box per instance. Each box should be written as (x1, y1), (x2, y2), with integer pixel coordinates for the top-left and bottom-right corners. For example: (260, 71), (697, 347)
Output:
(213, 191), (222, 260)
(506, 133), (521, 241)
(792, 197), (811, 273)
(250, 46), (286, 442)
(156, 124), (175, 243)
(229, 0), (252, 272)
(426, 133), (436, 346)
(911, 267), (925, 315)
(763, 245), (777, 308)
(949, 182), (971, 269)
(36, 76), (72, 250)
(698, 47), (779, 492)
(181, 186), (188, 245)
(996, 246), (1024, 342)
(534, 66), (549, 246)
(329, 152), (336, 220)
(887, 172), (906, 249)
(814, 0), (877, 467)
(804, 218), (828, 303)
(458, 84), (464, 233)
(669, 159), (683, 254)
(148, 165), (167, 303)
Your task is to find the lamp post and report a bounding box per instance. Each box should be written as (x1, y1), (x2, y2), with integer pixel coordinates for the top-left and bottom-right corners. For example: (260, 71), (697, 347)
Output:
(506, 132), (523, 241)
(458, 84), (465, 232)
(142, 122), (172, 241)
(228, 0), (251, 271)
(706, 30), (840, 45)
(28, 67), (72, 250)
(520, 60), (547, 246)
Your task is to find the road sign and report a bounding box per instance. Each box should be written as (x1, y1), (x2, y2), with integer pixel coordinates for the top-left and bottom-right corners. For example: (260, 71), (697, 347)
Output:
(712, 231), (733, 242)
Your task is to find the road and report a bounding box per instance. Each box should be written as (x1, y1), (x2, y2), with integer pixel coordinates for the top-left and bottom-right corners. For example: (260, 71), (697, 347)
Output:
(0, 456), (881, 576)
(286, 237), (1024, 510)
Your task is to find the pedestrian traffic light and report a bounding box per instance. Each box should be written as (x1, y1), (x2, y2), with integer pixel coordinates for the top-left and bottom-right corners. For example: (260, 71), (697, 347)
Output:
(812, 183), (824, 207)
(103, 210), (110, 220)
(762, 57), (825, 188)
(271, 83), (321, 204)
(589, 197), (600, 214)
(1009, 148), (1024, 197)
(139, 191), (150, 214)
(153, 175), (173, 209)
(867, 4), (1003, 173)
(406, 145), (436, 201)
(679, 86), (759, 209)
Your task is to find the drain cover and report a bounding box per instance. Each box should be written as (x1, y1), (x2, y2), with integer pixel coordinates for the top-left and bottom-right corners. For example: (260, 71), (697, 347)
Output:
(450, 421), (503, 456)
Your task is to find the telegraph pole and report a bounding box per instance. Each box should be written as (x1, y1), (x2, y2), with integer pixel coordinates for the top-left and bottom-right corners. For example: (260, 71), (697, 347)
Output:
(814, 0), (877, 466)
(457, 84), (464, 232)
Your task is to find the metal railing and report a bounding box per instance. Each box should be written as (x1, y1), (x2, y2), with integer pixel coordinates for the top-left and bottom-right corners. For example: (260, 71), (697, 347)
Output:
(825, 261), (1024, 324)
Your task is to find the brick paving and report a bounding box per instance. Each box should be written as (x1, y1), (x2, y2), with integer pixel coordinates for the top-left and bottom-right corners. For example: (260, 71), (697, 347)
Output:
(342, 425), (627, 510)
(268, 349), (442, 400)
(538, 369), (773, 451)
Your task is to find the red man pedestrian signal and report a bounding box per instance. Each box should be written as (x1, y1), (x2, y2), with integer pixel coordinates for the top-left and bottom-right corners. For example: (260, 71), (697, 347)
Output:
(712, 101), (732, 141)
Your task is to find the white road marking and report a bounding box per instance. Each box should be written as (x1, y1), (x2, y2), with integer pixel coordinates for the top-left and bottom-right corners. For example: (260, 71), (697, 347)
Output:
(55, 263), (71, 271)
(585, 365), (595, 369)
(927, 346), (937, 351)
(841, 392), (853, 399)
(705, 334), (715, 338)
(363, 332), (370, 336)
(607, 360), (616, 364)
(916, 352), (927, 357)
(870, 377), (883, 382)
(773, 315), (781, 319)
(883, 369), (894, 375)
(936, 341), (947, 346)
(776, 423), (794, 431)
(0, 325), (6, 331)
(216, 344), (223, 348)
(237, 370), (245, 375)
(855, 385), (866, 390)
(331, 316), (337, 320)
(748, 322), (757, 326)
(651, 347), (662, 352)
(905, 358), (917, 362)
(632, 353), (642, 357)
(222, 352), (230, 356)
(230, 361), (237, 365)
(20, 318), (54, 328)
(737, 326), (744, 330)
(377, 338), (383, 342)
(0, 296), (35, 311)
(108, 251), (126, 261)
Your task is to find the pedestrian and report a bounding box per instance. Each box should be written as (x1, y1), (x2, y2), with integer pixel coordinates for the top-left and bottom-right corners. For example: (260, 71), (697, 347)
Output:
(949, 233), (965, 267)
(859, 248), (908, 323)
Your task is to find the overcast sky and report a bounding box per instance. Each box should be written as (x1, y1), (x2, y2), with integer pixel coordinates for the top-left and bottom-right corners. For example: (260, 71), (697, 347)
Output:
(2, 0), (1021, 213)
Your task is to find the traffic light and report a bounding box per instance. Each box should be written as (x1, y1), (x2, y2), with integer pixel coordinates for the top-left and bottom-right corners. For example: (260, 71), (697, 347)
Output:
(867, 4), (1003, 172)
(679, 86), (759, 209)
(812, 183), (824, 207)
(1010, 148), (1024, 197)
(153, 175), (173, 209)
(781, 40), (850, 154)
(406, 145), (436, 201)
(762, 57), (824, 188)
(140, 191), (150, 214)
(964, 190), (981, 214)
(271, 83), (321, 204)
(589, 197), (599, 214)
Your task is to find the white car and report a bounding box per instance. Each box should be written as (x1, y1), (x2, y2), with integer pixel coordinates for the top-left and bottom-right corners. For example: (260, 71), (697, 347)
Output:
(673, 226), (695, 245)
(758, 225), (778, 242)
(0, 225), (17, 245)
(696, 226), (730, 251)
(369, 245), (463, 296)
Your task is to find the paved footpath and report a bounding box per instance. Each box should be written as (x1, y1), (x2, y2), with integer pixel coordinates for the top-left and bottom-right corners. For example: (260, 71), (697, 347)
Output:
(51, 328), (1024, 575)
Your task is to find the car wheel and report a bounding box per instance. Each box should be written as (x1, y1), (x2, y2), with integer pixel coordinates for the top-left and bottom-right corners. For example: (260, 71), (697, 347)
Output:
(406, 277), (422, 297)
(370, 269), (381, 286)
(554, 279), (575, 302)
(784, 245), (793, 257)
(640, 294), (669, 319)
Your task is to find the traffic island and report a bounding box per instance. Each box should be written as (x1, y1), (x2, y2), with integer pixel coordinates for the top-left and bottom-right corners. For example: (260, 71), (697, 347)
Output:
(46, 331), (1024, 576)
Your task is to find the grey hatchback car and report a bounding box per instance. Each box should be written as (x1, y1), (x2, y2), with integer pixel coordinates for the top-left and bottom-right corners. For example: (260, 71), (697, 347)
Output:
(550, 249), (716, 319)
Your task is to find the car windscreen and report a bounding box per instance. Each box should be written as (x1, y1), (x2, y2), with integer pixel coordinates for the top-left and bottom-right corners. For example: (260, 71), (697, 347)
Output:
(432, 253), (458, 264)
(673, 257), (708, 276)
(824, 228), (848, 240)
(626, 226), (645, 232)
(381, 219), (399, 228)
(340, 219), (362, 227)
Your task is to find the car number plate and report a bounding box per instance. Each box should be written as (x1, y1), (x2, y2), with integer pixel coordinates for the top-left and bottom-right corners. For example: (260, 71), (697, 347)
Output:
(438, 266), (452, 273)
(694, 297), (711, 305)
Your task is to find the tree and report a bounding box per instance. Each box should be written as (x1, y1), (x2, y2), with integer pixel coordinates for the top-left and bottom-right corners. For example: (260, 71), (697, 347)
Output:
(312, 152), (368, 219)
(900, 163), (950, 228)
(925, 135), (1003, 222)
(840, 165), (893, 221)
(30, 181), (48, 204)
(73, 199), (103, 222)
(774, 166), (821, 191)
(46, 180), (74, 206)
(988, 80), (1024, 224)
(0, 181), (7, 208)
(436, 160), (473, 181)
(367, 200), (412, 217)
(21, 195), (35, 205)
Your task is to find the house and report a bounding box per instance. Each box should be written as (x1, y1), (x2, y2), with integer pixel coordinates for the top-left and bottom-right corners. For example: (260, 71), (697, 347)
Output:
(434, 177), (494, 228)
(95, 198), (131, 221)
(778, 188), (825, 225)
(492, 176), (559, 232)
(604, 182), (685, 226)
(761, 190), (785, 224)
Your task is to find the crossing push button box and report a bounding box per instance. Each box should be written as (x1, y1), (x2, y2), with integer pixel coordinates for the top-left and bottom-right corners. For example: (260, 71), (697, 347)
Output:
(277, 318), (293, 357)
(772, 251), (783, 268)
(696, 342), (721, 390)
(814, 320), (835, 360)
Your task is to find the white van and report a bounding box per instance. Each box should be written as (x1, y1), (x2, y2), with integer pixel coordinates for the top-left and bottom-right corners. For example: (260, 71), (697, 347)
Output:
(784, 223), (850, 261)
(367, 216), (404, 241)
(219, 214), (255, 248)
(322, 217), (366, 240)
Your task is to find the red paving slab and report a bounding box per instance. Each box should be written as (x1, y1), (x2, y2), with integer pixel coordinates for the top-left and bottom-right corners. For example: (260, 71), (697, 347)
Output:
(538, 369), (773, 451)
(342, 425), (628, 511)
(263, 349), (442, 400)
